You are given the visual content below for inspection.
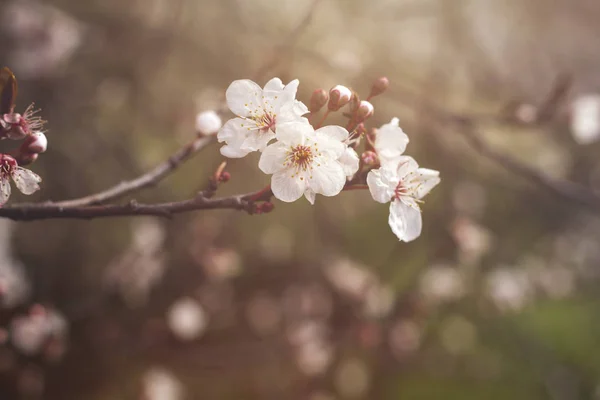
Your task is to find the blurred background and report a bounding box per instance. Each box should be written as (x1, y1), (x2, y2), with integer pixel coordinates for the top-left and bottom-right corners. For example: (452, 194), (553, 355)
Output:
(1, 0), (600, 398)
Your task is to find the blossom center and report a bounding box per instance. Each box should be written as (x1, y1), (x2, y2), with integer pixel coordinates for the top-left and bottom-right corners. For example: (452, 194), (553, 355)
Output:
(0, 155), (16, 178)
(286, 145), (314, 171)
(248, 111), (276, 133)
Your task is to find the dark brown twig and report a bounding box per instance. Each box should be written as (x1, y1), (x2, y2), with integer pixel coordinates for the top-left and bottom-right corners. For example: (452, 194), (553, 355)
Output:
(0, 187), (273, 221)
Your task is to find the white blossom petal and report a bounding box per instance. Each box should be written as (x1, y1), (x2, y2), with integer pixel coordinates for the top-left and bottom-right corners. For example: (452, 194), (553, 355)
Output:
(218, 118), (253, 158)
(412, 168), (441, 199)
(0, 176), (11, 204)
(263, 77), (285, 92)
(259, 142), (288, 174)
(264, 79), (298, 114)
(275, 121), (312, 145)
(271, 170), (306, 203)
(304, 189), (316, 205)
(367, 168), (395, 203)
(315, 125), (349, 142)
(241, 130), (276, 152)
(278, 103), (309, 125)
(12, 168), (41, 195)
(339, 147), (360, 178)
(375, 118), (410, 166)
(293, 100), (309, 116)
(308, 161), (346, 197)
(226, 79), (263, 117)
(395, 156), (419, 179)
(389, 201), (422, 242)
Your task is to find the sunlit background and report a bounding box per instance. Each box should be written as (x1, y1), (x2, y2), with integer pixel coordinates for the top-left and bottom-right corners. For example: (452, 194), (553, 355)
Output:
(1, 0), (600, 398)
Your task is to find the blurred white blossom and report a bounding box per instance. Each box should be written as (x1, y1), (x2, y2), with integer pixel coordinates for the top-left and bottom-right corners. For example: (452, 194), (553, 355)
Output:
(167, 297), (208, 341)
(0, 220), (30, 308)
(486, 267), (532, 312)
(325, 258), (376, 300)
(451, 217), (493, 265)
(142, 367), (184, 400)
(10, 306), (68, 357)
(571, 94), (600, 145)
(419, 264), (465, 304)
(201, 248), (242, 281)
(3, 0), (83, 79)
(389, 319), (422, 358)
(105, 218), (166, 307)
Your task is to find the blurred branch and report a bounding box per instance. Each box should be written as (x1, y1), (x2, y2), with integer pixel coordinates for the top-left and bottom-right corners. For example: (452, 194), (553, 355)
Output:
(393, 86), (600, 214)
(252, 0), (324, 81)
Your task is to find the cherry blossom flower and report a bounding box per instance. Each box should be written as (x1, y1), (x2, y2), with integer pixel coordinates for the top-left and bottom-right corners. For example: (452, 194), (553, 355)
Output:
(373, 118), (409, 166)
(0, 154), (41, 205)
(217, 78), (308, 158)
(367, 156), (439, 242)
(0, 104), (45, 140)
(258, 122), (358, 204)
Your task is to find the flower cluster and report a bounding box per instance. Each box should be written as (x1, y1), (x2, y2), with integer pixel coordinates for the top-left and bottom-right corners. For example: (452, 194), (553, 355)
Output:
(217, 77), (440, 242)
(0, 68), (47, 205)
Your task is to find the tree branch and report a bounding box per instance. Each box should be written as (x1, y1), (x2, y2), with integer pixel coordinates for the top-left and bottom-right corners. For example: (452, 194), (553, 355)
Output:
(0, 187), (273, 221)
(393, 87), (600, 214)
(55, 135), (215, 207)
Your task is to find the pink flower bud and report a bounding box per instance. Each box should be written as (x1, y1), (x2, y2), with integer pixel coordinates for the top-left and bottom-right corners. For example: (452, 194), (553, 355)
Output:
(195, 110), (222, 135)
(361, 150), (378, 165)
(22, 132), (48, 154)
(309, 89), (329, 113)
(328, 85), (352, 111)
(355, 101), (374, 122)
(218, 171), (231, 182)
(15, 152), (38, 166)
(369, 77), (389, 98)
(257, 202), (275, 214)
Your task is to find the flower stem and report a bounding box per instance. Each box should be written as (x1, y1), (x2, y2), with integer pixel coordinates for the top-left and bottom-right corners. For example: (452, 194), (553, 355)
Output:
(314, 110), (330, 129)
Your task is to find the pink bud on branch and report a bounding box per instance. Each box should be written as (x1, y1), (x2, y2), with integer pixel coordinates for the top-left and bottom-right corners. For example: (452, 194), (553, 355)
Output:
(369, 77), (389, 99)
(328, 85), (352, 111)
(355, 101), (374, 123)
(309, 89), (329, 113)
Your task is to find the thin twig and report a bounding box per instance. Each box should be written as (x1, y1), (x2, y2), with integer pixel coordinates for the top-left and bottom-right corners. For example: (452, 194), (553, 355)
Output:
(252, 0), (323, 81)
(393, 87), (600, 214)
(56, 135), (215, 207)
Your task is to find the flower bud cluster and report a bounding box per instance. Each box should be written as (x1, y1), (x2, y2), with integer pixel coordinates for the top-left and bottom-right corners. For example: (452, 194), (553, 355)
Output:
(0, 69), (47, 204)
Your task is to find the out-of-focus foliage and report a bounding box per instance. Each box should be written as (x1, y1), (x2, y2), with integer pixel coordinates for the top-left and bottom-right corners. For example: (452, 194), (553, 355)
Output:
(1, 0), (600, 399)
